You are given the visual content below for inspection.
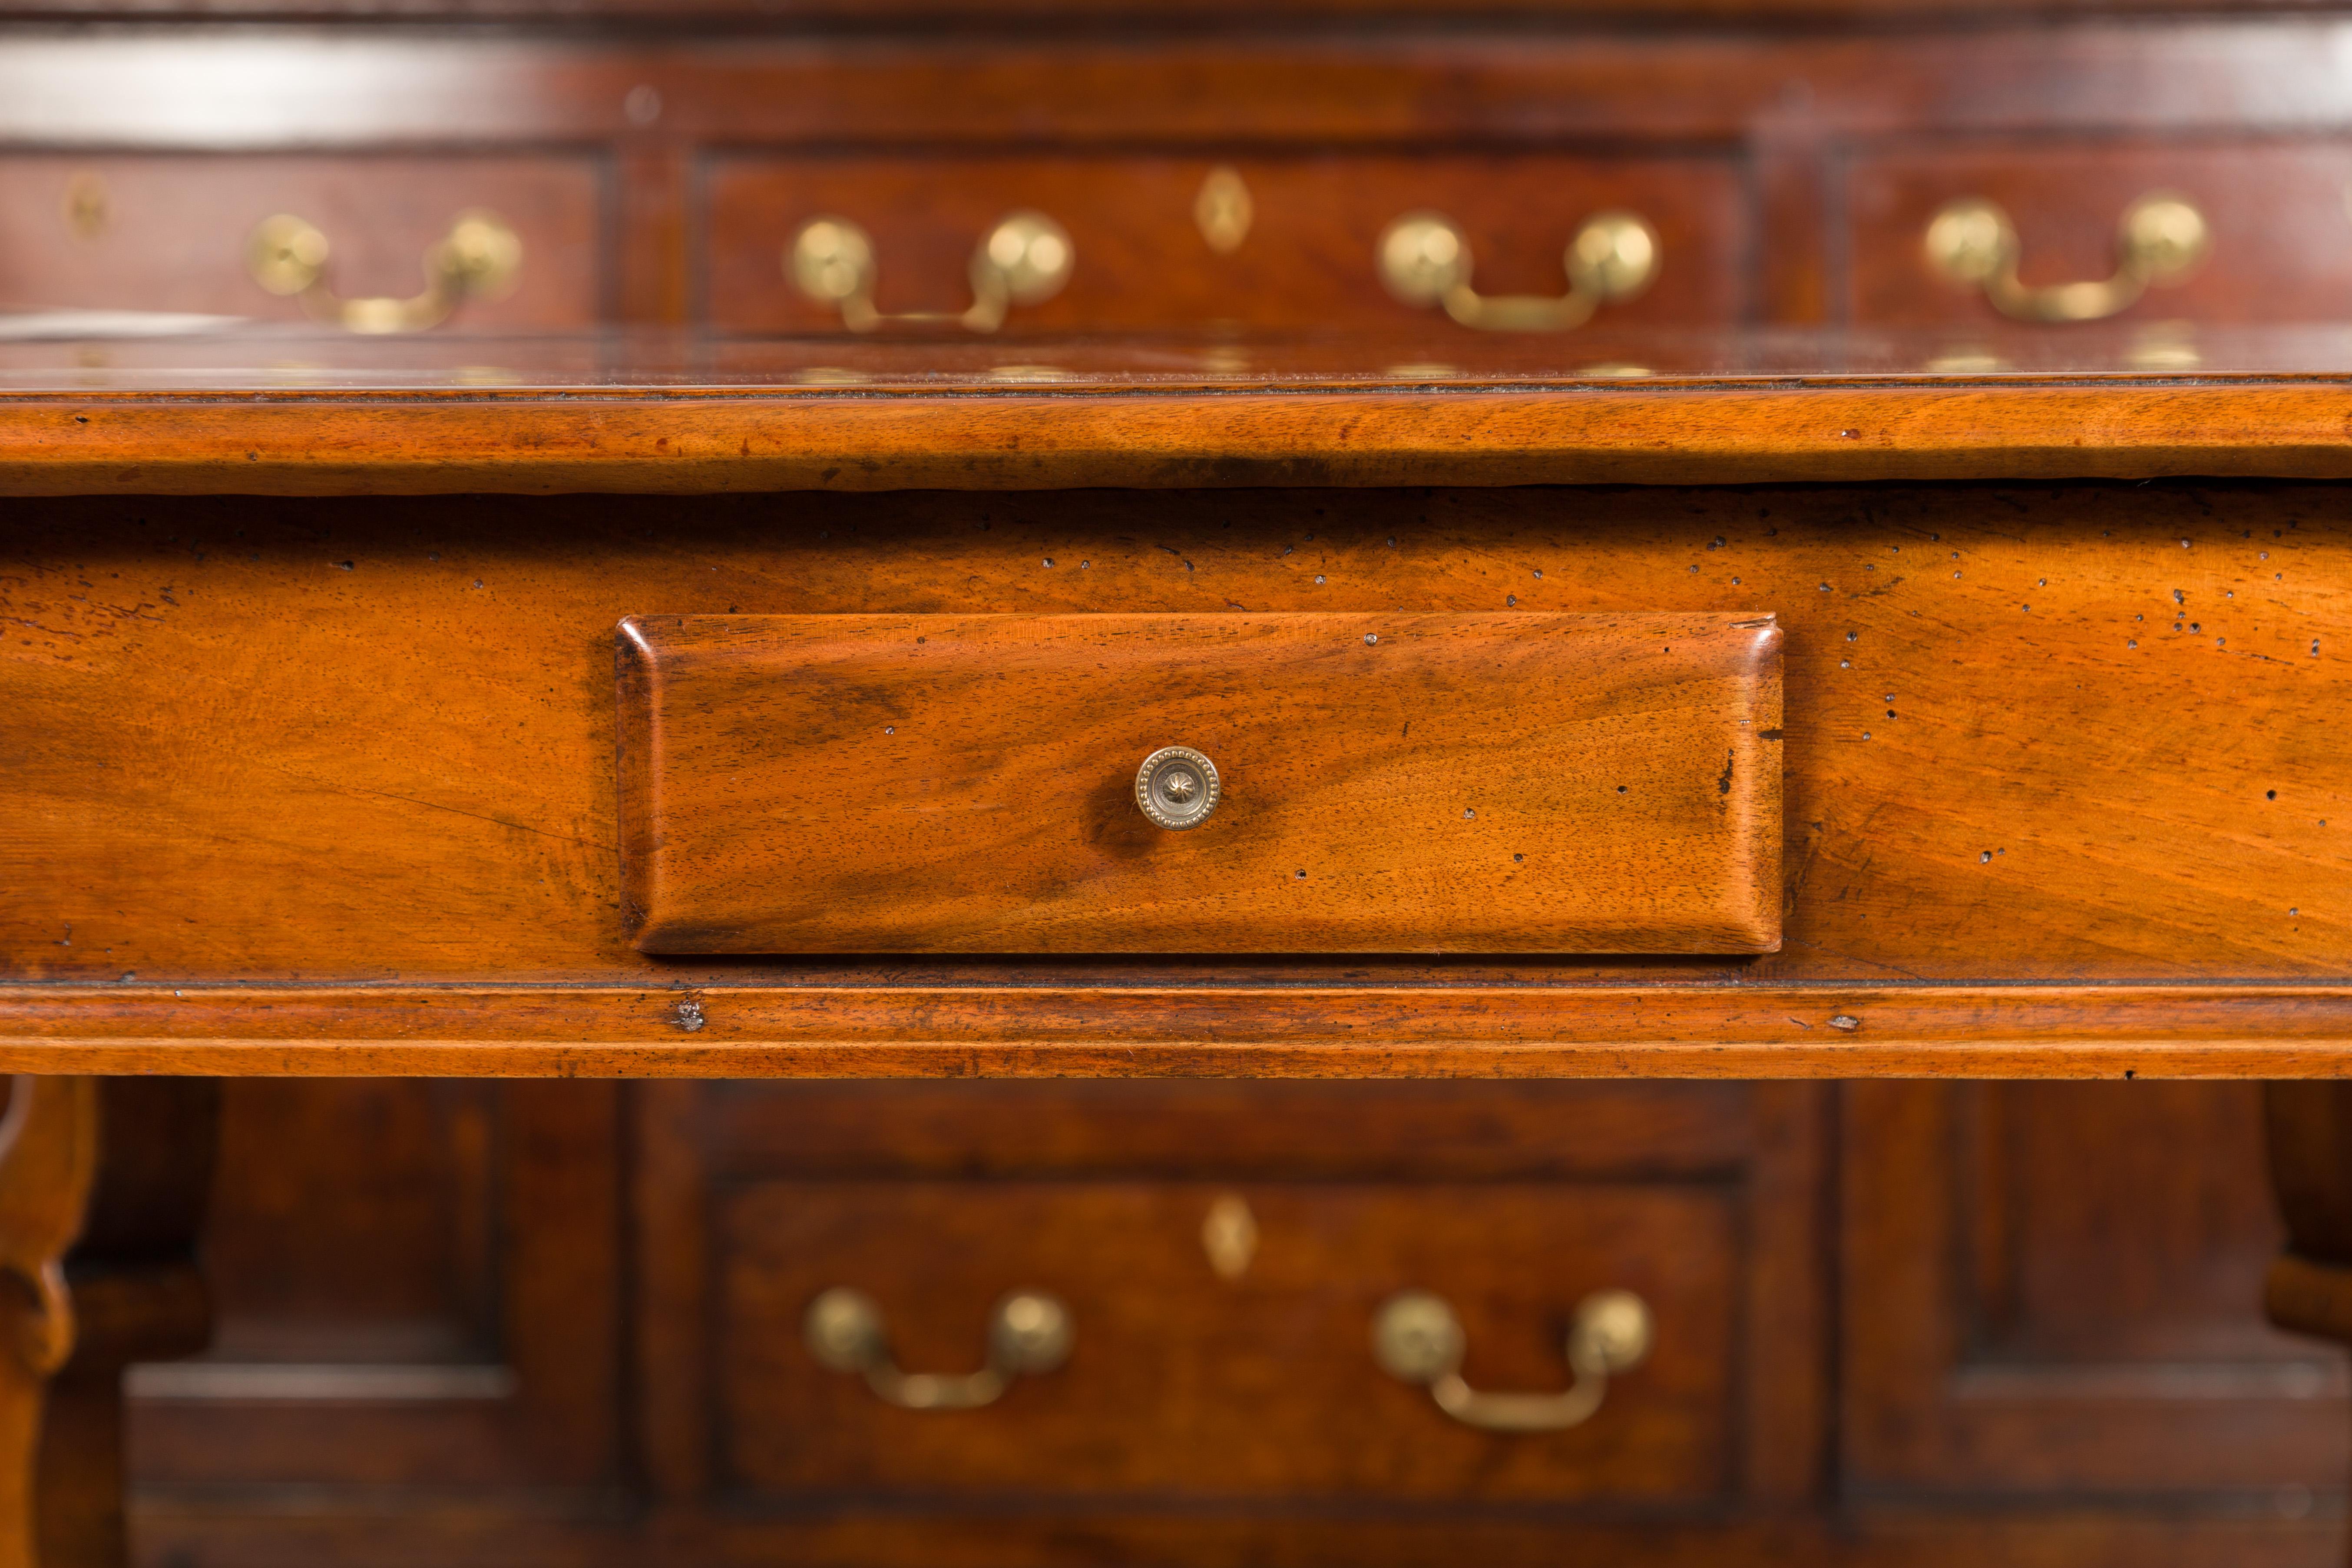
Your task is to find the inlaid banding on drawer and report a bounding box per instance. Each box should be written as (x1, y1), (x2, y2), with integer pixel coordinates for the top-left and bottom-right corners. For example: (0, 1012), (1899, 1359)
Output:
(616, 612), (1781, 954)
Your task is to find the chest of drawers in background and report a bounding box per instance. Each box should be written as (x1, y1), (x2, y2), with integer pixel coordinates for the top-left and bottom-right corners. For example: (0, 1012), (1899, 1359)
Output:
(10, 17), (2352, 336)
(2, 6), (2348, 1565)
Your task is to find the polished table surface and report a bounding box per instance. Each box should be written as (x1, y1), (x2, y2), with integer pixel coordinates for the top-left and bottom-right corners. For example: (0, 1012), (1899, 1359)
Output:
(7, 321), (2352, 1568)
(3, 324), (2352, 1078)
(10, 325), (2352, 492)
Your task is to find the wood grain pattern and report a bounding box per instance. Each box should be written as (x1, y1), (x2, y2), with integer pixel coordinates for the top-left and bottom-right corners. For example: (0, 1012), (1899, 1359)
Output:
(17, 381), (2352, 494)
(7, 484), (2352, 995)
(620, 613), (1781, 954)
(9, 985), (2352, 1077)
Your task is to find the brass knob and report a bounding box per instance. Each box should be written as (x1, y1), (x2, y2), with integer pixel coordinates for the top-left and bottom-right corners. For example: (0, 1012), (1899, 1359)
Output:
(804, 1286), (1072, 1410)
(248, 210), (520, 334)
(788, 210), (1073, 334)
(1135, 745), (1221, 831)
(1377, 210), (1658, 331)
(1925, 191), (2207, 324)
(1372, 1287), (1652, 1432)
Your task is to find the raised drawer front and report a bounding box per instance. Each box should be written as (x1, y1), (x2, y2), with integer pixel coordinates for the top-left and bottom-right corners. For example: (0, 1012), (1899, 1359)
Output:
(0, 155), (601, 329)
(717, 1178), (1733, 1501)
(617, 612), (1782, 953)
(702, 155), (1743, 333)
(1845, 142), (2352, 327)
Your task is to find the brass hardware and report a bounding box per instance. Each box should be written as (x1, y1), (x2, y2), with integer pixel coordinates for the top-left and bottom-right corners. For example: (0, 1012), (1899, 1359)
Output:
(1924, 192), (2207, 324)
(789, 211), (1072, 333)
(1135, 745), (1221, 830)
(803, 1286), (1072, 1410)
(62, 172), (107, 241)
(1376, 210), (1658, 331)
(1195, 167), (1254, 255)
(1201, 1193), (1259, 1280)
(247, 211), (522, 335)
(1372, 1287), (1652, 1432)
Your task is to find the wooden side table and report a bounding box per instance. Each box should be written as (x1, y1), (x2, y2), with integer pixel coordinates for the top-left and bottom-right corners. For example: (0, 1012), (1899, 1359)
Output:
(6, 330), (2352, 1564)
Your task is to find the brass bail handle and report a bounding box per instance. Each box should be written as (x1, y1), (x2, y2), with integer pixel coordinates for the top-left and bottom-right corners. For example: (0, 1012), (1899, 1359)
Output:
(803, 1286), (1074, 1410)
(1372, 1287), (1653, 1432)
(789, 211), (1074, 333)
(1925, 191), (2209, 324)
(1376, 210), (1659, 331)
(248, 210), (522, 335)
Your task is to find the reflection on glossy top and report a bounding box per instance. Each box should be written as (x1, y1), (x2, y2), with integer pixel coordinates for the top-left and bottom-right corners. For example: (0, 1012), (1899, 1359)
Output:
(9, 321), (2352, 393)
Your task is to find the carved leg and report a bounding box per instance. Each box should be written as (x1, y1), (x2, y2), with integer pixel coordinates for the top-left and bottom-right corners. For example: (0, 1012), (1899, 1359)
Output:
(0, 1078), (215, 1568)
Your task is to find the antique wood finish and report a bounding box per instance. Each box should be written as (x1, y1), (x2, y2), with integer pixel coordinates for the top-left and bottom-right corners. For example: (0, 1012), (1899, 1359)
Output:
(0, 156), (601, 331)
(704, 154), (1745, 334)
(622, 1080), (1819, 1553)
(723, 1180), (1733, 1497)
(3, 0), (2352, 1558)
(5, 23), (2352, 344)
(0, 1077), (212, 1568)
(0, 1078), (96, 1568)
(21, 986), (2352, 1079)
(26, 374), (2352, 494)
(122, 1080), (622, 1493)
(1843, 142), (2352, 328)
(7, 480), (2352, 1062)
(2266, 1083), (2352, 1345)
(1852, 1081), (2346, 1497)
(617, 612), (1782, 955)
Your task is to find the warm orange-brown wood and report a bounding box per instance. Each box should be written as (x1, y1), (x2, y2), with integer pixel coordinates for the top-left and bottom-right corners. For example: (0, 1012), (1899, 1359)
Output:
(9, 483), (2352, 1074)
(16, 376), (2352, 493)
(8, 483), (2352, 992)
(619, 612), (1781, 954)
(12, 6), (2352, 1562)
(6, 985), (2352, 1078)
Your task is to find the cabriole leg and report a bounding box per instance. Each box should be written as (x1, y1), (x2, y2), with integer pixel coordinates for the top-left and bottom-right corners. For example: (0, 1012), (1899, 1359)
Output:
(0, 1078), (215, 1568)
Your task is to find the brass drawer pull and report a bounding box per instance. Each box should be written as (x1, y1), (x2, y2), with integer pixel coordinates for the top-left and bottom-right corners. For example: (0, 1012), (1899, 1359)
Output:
(1135, 745), (1221, 830)
(1925, 192), (2207, 324)
(1372, 1287), (1652, 1431)
(790, 212), (1072, 333)
(803, 1286), (1072, 1410)
(1376, 210), (1657, 331)
(247, 211), (521, 334)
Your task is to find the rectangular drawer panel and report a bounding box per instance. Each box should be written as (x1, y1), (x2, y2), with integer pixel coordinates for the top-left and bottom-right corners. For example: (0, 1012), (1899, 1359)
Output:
(718, 1179), (1734, 1501)
(703, 154), (1743, 332)
(617, 612), (1782, 953)
(1844, 142), (2352, 327)
(0, 154), (602, 328)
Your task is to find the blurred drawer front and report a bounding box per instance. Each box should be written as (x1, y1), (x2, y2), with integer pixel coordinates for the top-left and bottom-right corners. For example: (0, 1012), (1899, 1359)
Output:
(1845, 142), (2352, 327)
(0, 155), (602, 330)
(718, 1178), (1734, 1501)
(616, 612), (1784, 954)
(703, 154), (1744, 332)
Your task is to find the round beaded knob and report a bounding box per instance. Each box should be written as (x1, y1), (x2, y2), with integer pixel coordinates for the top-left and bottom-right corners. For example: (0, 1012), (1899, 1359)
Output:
(1135, 746), (1221, 831)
